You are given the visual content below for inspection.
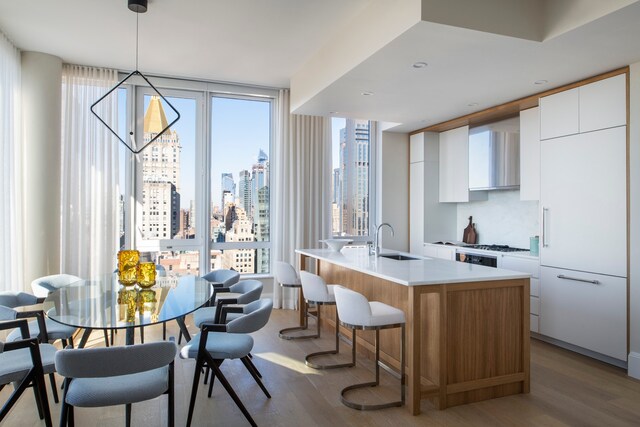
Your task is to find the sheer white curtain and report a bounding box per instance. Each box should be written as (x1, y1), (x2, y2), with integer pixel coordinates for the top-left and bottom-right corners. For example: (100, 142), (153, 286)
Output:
(273, 89), (332, 308)
(0, 32), (23, 292)
(60, 65), (119, 278)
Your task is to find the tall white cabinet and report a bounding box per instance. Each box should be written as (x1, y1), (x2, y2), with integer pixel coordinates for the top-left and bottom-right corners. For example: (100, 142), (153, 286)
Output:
(538, 74), (627, 363)
(409, 132), (456, 254)
(439, 126), (487, 203)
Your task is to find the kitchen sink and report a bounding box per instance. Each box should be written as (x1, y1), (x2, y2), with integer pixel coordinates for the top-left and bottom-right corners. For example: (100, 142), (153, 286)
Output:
(379, 253), (420, 261)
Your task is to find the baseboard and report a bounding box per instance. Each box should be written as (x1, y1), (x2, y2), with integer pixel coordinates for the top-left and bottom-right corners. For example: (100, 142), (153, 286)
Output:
(532, 333), (628, 369)
(628, 352), (640, 379)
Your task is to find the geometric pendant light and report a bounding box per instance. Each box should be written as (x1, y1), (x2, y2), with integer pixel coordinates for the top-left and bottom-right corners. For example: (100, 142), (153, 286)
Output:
(90, 0), (180, 154)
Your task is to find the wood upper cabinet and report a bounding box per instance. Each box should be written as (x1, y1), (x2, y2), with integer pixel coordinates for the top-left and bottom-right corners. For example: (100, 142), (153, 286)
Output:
(519, 107), (540, 201)
(579, 74), (626, 133)
(539, 87), (579, 140)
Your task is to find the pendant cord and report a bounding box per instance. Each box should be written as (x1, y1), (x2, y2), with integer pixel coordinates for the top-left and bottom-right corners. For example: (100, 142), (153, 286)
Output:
(135, 12), (139, 71)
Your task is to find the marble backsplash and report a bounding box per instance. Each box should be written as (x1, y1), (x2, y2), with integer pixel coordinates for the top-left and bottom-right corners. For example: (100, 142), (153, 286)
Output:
(456, 190), (539, 249)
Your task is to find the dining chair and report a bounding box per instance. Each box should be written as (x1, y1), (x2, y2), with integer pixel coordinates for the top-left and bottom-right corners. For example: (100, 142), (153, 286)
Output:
(55, 341), (177, 427)
(0, 319), (54, 426)
(0, 302), (60, 403)
(192, 279), (263, 330)
(181, 298), (273, 427)
(0, 291), (77, 348)
(170, 269), (240, 343)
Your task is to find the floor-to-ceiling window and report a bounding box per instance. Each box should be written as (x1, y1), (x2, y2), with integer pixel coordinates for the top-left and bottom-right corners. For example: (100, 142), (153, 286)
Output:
(117, 77), (275, 276)
(210, 96), (272, 275)
(331, 117), (374, 238)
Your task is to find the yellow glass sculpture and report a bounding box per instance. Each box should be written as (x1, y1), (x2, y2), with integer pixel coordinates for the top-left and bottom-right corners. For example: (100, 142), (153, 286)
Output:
(137, 262), (156, 288)
(117, 250), (139, 286)
(117, 288), (138, 323)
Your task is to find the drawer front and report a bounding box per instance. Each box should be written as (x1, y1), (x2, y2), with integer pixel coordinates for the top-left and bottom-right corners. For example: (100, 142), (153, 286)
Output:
(530, 278), (540, 297)
(530, 314), (539, 333)
(540, 266), (627, 360)
(500, 256), (539, 278)
(530, 296), (540, 316)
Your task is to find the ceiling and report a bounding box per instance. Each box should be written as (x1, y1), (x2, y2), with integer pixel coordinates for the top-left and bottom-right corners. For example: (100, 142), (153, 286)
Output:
(2, 0), (640, 133)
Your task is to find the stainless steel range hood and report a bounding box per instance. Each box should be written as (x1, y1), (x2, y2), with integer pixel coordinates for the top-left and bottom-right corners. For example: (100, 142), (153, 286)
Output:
(468, 117), (520, 191)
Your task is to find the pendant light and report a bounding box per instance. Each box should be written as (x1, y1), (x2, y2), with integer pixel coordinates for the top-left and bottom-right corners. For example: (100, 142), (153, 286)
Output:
(90, 0), (180, 154)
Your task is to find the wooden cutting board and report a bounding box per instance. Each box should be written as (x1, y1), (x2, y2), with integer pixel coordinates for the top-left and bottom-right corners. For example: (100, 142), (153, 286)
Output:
(463, 216), (477, 244)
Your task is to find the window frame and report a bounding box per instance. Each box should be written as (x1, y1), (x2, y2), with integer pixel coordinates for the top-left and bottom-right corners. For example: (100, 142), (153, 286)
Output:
(117, 73), (277, 277)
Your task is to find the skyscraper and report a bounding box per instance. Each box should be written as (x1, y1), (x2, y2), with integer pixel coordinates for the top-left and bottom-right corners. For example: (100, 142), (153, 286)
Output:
(141, 96), (181, 239)
(238, 169), (252, 217)
(339, 119), (370, 236)
(221, 173), (235, 209)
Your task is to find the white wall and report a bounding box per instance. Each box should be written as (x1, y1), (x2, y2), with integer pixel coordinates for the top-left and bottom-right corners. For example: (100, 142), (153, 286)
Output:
(381, 131), (409, 252)
(21, 52), (62, 285)
(628, 62), (640, 379)
(456, 190), (539, 248)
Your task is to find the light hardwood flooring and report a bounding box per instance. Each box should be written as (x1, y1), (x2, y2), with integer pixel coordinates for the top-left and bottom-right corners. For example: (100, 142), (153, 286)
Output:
(2, 309), (640, 426)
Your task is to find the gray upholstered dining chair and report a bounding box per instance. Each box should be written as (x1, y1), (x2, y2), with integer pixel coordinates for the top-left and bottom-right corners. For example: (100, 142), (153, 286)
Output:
(0, 291), (77, 348)
(55, 341), (177, 427)
(171, 269), (240, 343)
(181, 298), (273, 427)
(192, 279), (263, 328)
(30, 274), (83, 299)
(0, 301), (60, 403)
(0, 319), (55, 426)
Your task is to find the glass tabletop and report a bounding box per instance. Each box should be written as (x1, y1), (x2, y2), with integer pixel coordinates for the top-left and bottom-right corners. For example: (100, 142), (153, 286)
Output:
(43, 274), (212, 330)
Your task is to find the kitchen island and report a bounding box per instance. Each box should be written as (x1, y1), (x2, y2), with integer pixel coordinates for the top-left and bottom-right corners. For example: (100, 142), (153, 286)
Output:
(296, 247), (531, 415)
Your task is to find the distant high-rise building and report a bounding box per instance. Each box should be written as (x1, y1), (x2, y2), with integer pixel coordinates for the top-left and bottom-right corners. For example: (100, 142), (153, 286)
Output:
(222, 206), (255, 274)
(339, 119), (370, 236)
(221, 173), (235, 209)
(140, 97), (181, 239)
(251, 151), (268, 220)
(238, 169), (252, 217)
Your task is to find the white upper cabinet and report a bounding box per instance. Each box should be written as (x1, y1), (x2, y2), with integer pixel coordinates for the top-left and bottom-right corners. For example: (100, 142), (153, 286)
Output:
(410, 132), (424, 163)
(539, 87), (579, 140)
(439, 125), (481, 203)
(579, 74), (626, 133)
(519, 107), (540, 201)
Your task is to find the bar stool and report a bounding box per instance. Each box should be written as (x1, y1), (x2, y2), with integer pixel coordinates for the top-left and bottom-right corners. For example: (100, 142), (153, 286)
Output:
(299, 271), (355, 370)
(333, 285), (405, 410)
(276, 262), (317, 340)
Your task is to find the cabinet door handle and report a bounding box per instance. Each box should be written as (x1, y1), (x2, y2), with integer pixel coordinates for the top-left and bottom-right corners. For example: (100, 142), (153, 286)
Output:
(557, 274), (600, 285)
(542, 207), (549, 247)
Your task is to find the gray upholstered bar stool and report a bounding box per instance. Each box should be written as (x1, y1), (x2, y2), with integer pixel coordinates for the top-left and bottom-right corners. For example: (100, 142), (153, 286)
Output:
(275, 261), (318, 340)
(299, 271), (355, 370)
(333, 285), (405, 410)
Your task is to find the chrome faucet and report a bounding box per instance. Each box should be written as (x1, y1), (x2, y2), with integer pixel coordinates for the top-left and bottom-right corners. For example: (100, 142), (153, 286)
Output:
(371, 223), (395, 256)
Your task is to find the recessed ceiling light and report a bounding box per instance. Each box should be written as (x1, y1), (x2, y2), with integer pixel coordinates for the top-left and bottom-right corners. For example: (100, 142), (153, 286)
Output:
(534, 80), (548, 85)
(329, 111), (339, 115)
(467, 102), (479, 107)
(412, 62), (428, 69)
(361, 91), (374, 96)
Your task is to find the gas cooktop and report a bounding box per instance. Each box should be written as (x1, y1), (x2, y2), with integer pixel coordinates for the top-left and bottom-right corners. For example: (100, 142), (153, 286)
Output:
(465, 244), (528, 253)
(433, 242), (527, 253)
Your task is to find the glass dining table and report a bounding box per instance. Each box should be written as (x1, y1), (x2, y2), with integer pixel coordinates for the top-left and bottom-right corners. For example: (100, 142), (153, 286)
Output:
(43, 274), (212, 346)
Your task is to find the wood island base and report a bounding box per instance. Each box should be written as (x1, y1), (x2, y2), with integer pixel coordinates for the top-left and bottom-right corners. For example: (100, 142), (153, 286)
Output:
(299, 254), (530, 415)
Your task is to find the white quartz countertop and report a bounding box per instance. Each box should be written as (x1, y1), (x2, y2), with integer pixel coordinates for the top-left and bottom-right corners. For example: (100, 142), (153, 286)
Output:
(296, 247), (530, 286)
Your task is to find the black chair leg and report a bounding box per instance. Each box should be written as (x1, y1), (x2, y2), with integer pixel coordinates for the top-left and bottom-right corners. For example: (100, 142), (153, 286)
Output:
(61, 339), (68, 348)
(140, 326), (145, 344)
(32, 384), (44, 419)
(163, 322), (167, 341)
(125, 403), (132, 427)
(246, 356), (262, 378)
(68, 405), (75, 427)
(207, 360), (222, 398)
(186, 358), (203, 427)
(59, 401), (68, 427)
(48, 373), (59, 403)
(69, 336), (74, 348)
(241, 356), (271, 398)
(207, 356), (257, 427)
(103, 330), (110, 347)
(168, 362), (175, 427)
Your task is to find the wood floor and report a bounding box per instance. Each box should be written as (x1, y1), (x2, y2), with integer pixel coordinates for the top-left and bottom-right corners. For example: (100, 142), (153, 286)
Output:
(3, 309), (640, 426)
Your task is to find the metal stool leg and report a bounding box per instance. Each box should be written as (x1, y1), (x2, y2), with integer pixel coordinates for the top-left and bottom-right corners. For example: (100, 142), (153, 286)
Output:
(340, 323), (405, 410)
(305, 306), (356, 370)
(278, 287), (320, 340)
